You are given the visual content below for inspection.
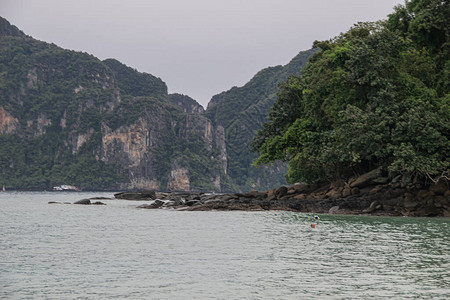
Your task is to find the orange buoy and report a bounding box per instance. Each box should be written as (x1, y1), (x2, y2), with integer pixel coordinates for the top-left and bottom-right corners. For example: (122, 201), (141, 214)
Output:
(311, 224), (316, 228)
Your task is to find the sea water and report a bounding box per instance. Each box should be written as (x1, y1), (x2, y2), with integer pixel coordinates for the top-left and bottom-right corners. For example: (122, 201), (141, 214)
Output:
(0, 192), (449, 299)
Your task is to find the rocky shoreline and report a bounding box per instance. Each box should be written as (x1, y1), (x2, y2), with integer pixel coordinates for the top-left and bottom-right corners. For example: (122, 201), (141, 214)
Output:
(58, 169), (449, 217)
(113, 169), (450, 217)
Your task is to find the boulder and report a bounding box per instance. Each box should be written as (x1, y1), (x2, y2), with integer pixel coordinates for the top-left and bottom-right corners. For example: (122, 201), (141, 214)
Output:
(165, 197), (185, 206)
(350, 168), (383, 188)
(242, 191), (267, 199)
(275, 186), (289, 198)
(92, 201), (106, 205)
(330, 180), (344, 190)
(392, 175), (402, 183)
(363, 201), (382, 213)
(326, 187), (342, 199)
(266, 186), (288, 200)
(287, 188), (297, 195)
(151, 200), (165, 208)
(219, 194), (239, 201)
(294, 194), (306, 200)
(329, 206), (341, 214)
(342, 187), (352, 198)
(137, 200), (165, 209)
(291, 183), (310, 193)
(369, 185), (383, 195)
(372, 177), (389, 184)
(185, 200), (201, 207)
(114, 190), (156, 200)
(267, 188), (277, 200)
(163, 200), (176, 207)
(74, 199), (91, 205)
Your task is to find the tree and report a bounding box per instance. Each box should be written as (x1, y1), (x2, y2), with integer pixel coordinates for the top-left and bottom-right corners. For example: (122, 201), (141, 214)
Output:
(252, 0), (449, 184)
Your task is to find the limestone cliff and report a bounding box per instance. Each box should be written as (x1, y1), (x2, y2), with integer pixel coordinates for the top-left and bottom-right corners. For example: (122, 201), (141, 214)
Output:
(0, 16), (312, 192)
(100, 106), (227, 191)
(0, 17), (228, 191)
(168, 162), (190, 191)
(0, 107), (19, 135)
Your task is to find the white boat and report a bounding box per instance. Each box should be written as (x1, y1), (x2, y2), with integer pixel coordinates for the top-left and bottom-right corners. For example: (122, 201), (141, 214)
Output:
(52, 185), (79, 191)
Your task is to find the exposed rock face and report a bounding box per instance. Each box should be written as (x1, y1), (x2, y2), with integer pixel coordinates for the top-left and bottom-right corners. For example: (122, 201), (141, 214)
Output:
(60, 110), (67, 128)
(169, 93), (204, 114)
(35, 114), (52, 137)
(177, 114), (215, 151)
(215, 125), (227, 174)
(100, 108), (227, 190)
(27, 68), (38, 88)
(128, 178), (160, 190)
(0, 107), (19, 135)
(101, 119), (152, 168)
(168, 165), (190, 191)
(101, 119), (159, 189)
(72, 128), (95, 153)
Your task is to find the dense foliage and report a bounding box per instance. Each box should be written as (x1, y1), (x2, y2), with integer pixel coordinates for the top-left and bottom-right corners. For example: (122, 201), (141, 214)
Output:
(252, 0), (449, 185)
(0, 17), (226, 191)
(103, 58), (167, 99)
(0, 31), (125, 189)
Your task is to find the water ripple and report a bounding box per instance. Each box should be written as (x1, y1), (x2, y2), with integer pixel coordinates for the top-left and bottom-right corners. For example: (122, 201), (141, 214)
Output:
(1, 192), (449, 299)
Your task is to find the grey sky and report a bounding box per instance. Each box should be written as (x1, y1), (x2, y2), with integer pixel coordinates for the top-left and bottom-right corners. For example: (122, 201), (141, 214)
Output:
(1, 0), (404, 107)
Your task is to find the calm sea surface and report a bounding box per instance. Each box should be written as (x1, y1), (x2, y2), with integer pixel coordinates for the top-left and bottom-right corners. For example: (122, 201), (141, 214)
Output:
(0, 192), (449, 299)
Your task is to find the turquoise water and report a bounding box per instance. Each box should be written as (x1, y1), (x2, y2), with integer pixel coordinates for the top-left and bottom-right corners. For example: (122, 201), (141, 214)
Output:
(1, 192), (449, 299)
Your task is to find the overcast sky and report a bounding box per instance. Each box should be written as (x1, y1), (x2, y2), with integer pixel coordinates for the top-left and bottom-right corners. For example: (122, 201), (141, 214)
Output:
(1, 0), (404, 108)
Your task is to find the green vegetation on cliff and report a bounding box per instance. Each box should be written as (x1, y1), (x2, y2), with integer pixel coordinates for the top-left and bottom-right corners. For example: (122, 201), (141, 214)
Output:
(0, 22), (125, 189)
(103, 58), (167, 99)
(252, 0), (449, 185)
(0, 16), (223, 191)
(206, 49), (316, 191)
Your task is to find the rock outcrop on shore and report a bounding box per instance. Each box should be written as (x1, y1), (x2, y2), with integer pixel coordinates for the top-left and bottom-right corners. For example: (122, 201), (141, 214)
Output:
(114, 191), (156, 200)
(117, 171), (449, 217)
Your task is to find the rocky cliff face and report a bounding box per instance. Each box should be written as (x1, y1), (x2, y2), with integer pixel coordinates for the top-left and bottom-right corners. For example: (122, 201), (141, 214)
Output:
(0, 17), (313, 192)
(0, 17), (228, 191)
(0, 107), (19, 135)
(167, 164), (190, 191)
(101, 119), (156, 179)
